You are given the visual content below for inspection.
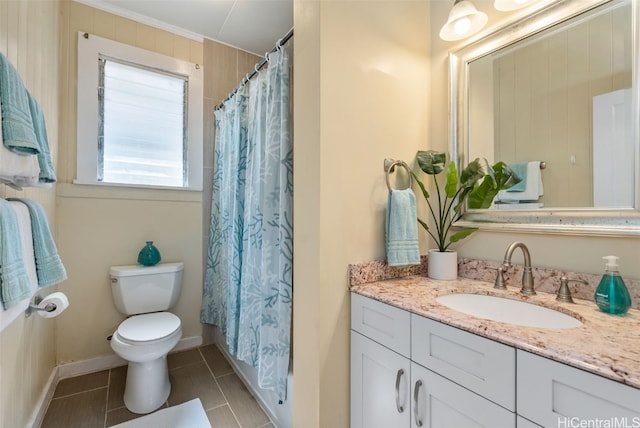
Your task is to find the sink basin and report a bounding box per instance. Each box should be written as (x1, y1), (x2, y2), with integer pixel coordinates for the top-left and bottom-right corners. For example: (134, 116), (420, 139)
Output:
(436, 294), (583, 329)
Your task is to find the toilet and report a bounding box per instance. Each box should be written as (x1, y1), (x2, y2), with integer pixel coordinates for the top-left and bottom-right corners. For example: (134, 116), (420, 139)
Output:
(109, 262), (184, 414)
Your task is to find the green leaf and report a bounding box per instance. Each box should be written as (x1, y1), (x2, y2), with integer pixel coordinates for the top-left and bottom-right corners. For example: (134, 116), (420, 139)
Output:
(417, 218), (429, 232)
(493, 161), (522, 190)
(416, 150), (446, 175)
(466, 160), (522, 209)
(444, 162), (458, 198)
(449, 228), (477, 243)
(468, 177), (498, 209)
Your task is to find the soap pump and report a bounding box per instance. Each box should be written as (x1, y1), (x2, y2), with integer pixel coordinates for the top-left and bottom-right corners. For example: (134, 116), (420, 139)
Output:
(594, 255), (631, 315)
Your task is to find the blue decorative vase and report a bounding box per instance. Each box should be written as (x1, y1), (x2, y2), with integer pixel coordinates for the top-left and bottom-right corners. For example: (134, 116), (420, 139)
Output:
(137, 241), (161, 266)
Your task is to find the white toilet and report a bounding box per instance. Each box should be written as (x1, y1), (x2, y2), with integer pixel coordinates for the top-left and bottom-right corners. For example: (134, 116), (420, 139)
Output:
(109, 262), (184, 414)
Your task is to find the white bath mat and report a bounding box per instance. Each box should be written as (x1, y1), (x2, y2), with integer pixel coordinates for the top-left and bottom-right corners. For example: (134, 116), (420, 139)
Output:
(109, 398), (211, 428)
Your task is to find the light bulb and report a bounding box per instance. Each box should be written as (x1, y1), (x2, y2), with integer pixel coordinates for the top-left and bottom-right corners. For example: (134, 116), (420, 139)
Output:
(454, 17), (472, 35)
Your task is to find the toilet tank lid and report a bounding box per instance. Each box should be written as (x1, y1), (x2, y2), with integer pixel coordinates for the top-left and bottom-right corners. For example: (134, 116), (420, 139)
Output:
(110, 262), (184, 277)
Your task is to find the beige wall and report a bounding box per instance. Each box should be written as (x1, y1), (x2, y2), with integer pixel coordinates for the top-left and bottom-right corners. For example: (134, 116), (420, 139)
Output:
(0, 1), (60, 427)
(429, 1), (640, 278)
(293, 1), (431, 426)
(55, 1), (204, 364)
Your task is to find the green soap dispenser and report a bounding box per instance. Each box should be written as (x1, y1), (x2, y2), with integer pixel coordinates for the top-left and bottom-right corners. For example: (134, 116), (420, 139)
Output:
(594, 255), (631, 315)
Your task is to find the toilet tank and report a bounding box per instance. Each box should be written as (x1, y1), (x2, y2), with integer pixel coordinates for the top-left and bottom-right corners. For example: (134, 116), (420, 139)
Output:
(110, 262), (184, 315)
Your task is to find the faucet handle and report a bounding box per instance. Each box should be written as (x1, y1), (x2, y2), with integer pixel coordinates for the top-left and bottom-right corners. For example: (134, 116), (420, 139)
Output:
(556, 276), (588, 303)
(491, 265), (509, 290)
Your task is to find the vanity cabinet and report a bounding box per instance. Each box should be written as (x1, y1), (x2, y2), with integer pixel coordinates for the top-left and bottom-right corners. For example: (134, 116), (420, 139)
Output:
(351, 293), (640, 428)
(517, 350), (640, 427)
(351, 294), (515, 428)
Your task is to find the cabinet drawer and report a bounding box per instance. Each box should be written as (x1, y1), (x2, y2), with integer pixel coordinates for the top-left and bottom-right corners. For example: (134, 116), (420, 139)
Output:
(517, 350), (640, 427)
(412, 362), (515, 428)
(411, 314), (516, 411)
(351, 293), (411, 356)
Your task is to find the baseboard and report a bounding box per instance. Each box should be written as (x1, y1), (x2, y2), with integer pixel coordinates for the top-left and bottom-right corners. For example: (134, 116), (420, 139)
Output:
(173, 335), (203, 352)
(57, 335), (203, 379)
(27, 366), (59, 428)
(29, 335), (204, 426)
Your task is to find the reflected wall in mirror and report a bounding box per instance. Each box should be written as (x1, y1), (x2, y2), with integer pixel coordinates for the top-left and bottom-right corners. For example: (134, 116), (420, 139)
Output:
(468, 0), (632, 209)
(451, 0), (640, 236)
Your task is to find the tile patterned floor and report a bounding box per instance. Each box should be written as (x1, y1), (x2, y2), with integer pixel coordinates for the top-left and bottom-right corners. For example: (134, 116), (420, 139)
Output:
(41, 344), (273, 428)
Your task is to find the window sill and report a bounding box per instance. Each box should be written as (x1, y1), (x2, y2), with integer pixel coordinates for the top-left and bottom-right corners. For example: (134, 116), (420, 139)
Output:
(57, 182), (202, 203)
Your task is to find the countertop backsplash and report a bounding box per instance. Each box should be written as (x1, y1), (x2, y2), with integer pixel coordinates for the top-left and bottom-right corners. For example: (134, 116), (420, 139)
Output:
(349, 255), (640, 310)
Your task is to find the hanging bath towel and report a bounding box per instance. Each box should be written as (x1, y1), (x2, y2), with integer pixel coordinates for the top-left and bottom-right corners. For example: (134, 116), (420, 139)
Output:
(386, 189), (420, 267)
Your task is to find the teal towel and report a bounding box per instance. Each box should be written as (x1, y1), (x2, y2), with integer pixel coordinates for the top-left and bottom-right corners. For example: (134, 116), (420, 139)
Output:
(27, 93), (57, 183)
(8, 198), (67, 288)
(0, 199), (31, 309)
(506, 162), (527, 192)
(386, 189), (420, 267)
(0, 53), (40, 155)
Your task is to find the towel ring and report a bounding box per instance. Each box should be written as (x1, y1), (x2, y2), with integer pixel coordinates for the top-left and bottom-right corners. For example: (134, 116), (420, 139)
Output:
(384, 159), (413, 192)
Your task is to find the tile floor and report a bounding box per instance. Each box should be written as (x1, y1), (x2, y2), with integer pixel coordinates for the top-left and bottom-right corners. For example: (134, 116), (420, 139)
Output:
(41, 344), (273, 428)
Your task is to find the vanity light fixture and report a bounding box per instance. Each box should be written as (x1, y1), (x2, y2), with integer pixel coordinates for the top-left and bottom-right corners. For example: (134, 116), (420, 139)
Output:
(440, 0), (488, 42)
(494, 0), (536, 12)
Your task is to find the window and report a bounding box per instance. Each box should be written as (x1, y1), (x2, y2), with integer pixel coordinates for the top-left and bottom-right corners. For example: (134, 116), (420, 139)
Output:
(76, 32), (203, 190)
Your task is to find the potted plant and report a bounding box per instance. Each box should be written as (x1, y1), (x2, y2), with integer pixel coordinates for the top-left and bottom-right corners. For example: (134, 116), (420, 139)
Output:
(412, 150), (521, 280)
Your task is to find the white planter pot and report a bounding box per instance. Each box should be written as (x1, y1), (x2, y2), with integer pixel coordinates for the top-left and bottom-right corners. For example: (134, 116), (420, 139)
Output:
(427, 249), (458, 280)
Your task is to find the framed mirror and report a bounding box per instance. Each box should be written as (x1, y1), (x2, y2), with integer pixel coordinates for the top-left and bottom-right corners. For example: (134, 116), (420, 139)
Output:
(451, 0), (640, 236)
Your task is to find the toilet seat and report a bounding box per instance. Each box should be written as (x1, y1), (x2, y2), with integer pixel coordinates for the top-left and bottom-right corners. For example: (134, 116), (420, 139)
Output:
(117, 312), (181, 345)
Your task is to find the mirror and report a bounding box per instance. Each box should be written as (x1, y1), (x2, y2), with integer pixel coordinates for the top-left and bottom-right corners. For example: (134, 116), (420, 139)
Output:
(451, 0), (640, 236)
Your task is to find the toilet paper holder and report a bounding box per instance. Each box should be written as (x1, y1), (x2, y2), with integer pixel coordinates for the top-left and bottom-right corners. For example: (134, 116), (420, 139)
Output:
(25, 294), (57, 318)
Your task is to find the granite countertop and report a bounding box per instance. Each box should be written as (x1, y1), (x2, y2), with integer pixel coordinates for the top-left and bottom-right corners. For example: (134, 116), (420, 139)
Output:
(350, 275), (640, 390)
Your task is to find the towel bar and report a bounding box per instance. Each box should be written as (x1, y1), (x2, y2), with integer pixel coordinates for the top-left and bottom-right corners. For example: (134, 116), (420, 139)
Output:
(384, 159), (413, 192)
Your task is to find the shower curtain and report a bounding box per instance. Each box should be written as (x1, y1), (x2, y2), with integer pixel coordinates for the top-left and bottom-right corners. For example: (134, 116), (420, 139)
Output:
(201, 48), (292, 402)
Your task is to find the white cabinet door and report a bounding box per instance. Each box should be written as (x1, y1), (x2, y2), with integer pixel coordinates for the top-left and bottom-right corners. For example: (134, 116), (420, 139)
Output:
(517, 416), (543, 428)
(411, 362), (515, 428)
(517, 350), (640, 427)
(351, 330), (411, 428)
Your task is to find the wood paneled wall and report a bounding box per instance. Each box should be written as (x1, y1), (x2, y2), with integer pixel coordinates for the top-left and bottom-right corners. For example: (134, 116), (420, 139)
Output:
(493, 4), (631, 207)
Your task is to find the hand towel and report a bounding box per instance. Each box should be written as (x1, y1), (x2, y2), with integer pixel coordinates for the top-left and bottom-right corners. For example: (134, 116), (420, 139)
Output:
(497, 161), (543, 202)
(8, 198), (67, 288)
(0, 201), (38, 331)
(505, 162), (528, 192)
(27, 93), (57, 183)
(0, 93), (40, 189)
(386, 189), (420, 267)
(0, 53), (40, 155)
(0, 199), (32, 309)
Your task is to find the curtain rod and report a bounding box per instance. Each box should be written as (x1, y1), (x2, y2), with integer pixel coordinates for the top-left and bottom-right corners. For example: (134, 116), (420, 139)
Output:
(214, 28), (294, 111)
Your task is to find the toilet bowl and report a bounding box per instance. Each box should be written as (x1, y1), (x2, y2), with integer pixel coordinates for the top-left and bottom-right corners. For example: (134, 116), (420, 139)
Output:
(111, 312), (182, 414)
(109, 262), (184, 414)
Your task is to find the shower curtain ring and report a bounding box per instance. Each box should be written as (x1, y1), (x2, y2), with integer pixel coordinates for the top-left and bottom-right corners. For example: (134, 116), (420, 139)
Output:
(255, 64), (260, 74)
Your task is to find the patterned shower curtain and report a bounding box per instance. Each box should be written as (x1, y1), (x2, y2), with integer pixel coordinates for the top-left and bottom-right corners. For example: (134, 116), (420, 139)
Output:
(201, 48), (293, 402)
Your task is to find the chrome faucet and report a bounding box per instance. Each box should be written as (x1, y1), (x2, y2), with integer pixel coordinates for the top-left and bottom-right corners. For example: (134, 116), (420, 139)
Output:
(496, 241), (535, 295)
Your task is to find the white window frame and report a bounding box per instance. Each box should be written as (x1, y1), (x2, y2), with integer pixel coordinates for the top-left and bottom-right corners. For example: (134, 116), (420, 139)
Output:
(76, 32), (203, 191)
